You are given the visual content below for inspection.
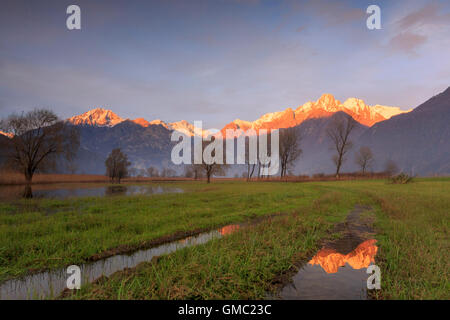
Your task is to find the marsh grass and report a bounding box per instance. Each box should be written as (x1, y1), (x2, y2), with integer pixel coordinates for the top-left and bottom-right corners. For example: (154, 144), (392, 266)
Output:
(1, 178), (448, 300)
(319, 178), (449, 299)
(68, 189), (362, 299)
(0, 181), (332, 282)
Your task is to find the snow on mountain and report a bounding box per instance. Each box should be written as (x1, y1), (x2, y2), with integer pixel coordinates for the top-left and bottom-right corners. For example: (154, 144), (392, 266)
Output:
(67, 108), (125, 127)
(0, 130), (13, 138)
(67, 94), (411, 138)
(225, 93), (410, 131)
(67, 108), (212, 137)
(132, 118), (151, 127)
(372, 105), (412, 119)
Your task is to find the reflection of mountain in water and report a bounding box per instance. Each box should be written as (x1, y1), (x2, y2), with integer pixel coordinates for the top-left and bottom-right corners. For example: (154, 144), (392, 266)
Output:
(308, 239), (378, 273)
(219, 225), (240, 235)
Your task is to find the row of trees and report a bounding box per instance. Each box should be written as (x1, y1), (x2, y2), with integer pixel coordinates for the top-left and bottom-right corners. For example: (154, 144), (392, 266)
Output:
(0, 108), (400, 188)
(105, 115), (396, 183)
(326, 114), (399, 178)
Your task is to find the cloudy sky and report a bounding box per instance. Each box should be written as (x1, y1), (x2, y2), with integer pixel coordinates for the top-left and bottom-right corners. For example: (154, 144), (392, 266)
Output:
(0, 0), (449, 128)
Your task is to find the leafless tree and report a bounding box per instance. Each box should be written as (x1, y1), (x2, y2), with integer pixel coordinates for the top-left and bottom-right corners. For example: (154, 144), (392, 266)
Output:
(160, 167), (176, 177)
(244, 139), (256, 181)
(199, 139), (227, 183)
(384, 159), (399, 177)
(0, 109), (79, 186)
(147, 166), (159, 177)
(189, 164), (204, 180)
(184, 166), (194, 178)
(279, 127), (302, 178)
(105, 148), (130, 183)
(327, 114), (357, 179)
(355, 146), (374, 174)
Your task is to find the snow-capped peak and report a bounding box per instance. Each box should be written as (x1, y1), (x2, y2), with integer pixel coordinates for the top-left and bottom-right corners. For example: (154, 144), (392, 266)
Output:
(0, 130), (13, 138)
(68, 108), (124, 127)
(372, 105), (413, 119)
(167, 120), (212, 137)
(316, 93), (341, 112)
(343, 98), (368, 111)
(226, 93), (411, 130)
(148, 119), (169, 129)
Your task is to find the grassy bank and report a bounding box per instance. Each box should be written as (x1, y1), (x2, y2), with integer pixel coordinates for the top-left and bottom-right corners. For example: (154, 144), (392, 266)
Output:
(1, 179), (448, 299)
(363, 179), (449, 299)
(1, 181), (336, 282)
(306, 178), (449, 299)
(65, 178), (449, 300)
(67, 189), (363, 299)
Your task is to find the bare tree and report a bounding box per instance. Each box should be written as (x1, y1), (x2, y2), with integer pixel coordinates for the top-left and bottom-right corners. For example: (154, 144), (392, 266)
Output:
(188, 164), (204, 180)
(160, 167), (168, 177)
(327, 114), (357, 179)
(166, 168), (176, 177)
(199, 140), (227, 183)
(244, 139), (256, 181)
(0, 109), (79, 185)
(160, 167), (176, 177)
(384, 159), (399, 177)
(279, 127), (302, 178)
(355, 146), (374, 174)
(105, 148), (130, 183)
(202, 162), (226, 183)
(147, 166), (159, 177)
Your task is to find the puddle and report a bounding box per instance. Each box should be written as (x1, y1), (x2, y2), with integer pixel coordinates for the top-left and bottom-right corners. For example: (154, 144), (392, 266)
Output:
(0, 184), (184, 200)
(271, 205), (377, 300)
(0, 223), (241, 300)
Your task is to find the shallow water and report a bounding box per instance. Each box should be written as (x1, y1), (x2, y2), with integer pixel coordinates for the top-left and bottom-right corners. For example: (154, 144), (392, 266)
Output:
(0, 224), (240, 300)
(277, 239), (377, 300)
(272, 205), (378, 300)
(0, 184), (183, 200)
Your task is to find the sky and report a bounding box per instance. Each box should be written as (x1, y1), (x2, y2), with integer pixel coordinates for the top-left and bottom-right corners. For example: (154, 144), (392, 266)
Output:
(0, 0), (449, 128)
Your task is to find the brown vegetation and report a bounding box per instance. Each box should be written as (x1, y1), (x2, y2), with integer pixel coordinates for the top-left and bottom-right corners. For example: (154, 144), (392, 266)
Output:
(0, 171), (109, 185)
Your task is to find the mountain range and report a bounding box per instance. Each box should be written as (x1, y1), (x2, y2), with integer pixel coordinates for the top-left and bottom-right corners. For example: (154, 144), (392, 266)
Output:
(66, 93), (409, 135)
(1, 89), (449, 176)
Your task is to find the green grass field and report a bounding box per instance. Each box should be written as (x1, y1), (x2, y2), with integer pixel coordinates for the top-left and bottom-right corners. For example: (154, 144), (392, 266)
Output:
(0, 178), (448, 299)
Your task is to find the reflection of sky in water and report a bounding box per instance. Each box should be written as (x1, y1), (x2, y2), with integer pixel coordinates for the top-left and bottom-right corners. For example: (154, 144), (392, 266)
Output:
(0, 185), (184, 200)
(0, 231), (219, 299)
(0, 223), (243, 299)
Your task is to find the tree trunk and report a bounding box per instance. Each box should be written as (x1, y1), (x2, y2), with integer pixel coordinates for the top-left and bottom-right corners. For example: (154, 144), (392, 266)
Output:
(22, 184), (33, 198)
(25, 166), (33, 184)
(335, 162), (341, 179)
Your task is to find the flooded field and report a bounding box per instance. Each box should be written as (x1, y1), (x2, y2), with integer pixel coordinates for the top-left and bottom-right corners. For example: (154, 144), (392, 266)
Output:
(0, 183), (184, 200)
(0, 223), (241, 299)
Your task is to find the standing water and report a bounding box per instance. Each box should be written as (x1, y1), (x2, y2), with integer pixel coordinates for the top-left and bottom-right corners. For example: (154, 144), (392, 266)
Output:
(0, 184), (184, 200)
(272, 205), (378, 300)
(0, 224), (240, 300)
